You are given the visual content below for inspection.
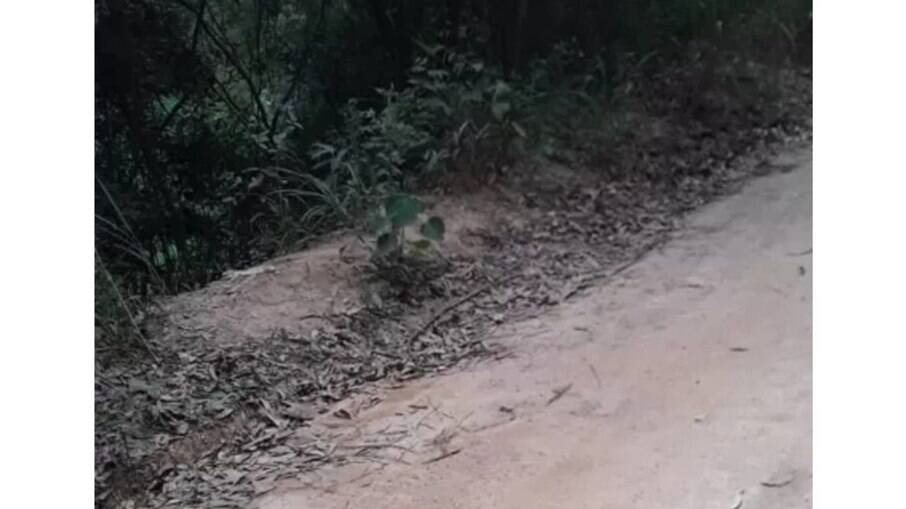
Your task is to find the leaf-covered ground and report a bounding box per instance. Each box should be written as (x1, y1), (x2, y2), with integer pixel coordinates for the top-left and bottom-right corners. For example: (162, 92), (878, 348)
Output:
(96, 55), (811, 509)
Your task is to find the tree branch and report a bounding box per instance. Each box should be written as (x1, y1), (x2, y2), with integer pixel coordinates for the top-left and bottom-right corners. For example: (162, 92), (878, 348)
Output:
(267, 0), (333, 138)
(173, 0), (271, 129)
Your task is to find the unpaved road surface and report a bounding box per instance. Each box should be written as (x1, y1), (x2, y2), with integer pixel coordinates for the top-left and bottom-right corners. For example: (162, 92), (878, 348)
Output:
(256, 148), (812, 509)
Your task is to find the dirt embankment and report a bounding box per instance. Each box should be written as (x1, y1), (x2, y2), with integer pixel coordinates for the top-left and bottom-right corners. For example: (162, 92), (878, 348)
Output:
(258, 148), (812, 509)
(96, 63), (811, 509)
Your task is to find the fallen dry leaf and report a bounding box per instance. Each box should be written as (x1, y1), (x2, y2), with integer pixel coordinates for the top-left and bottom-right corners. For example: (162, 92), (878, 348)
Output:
(730, 489), (745, 509)
(761, 469), (796, 488)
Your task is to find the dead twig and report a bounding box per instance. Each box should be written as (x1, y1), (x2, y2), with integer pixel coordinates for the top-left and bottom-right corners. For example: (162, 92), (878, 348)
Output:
(407, 273), (522, 347)
(298, 314), (334, 323)
(461, 415), (516, 434)
(423, 448), (461, 464)
(564, 236), (669, 300)
(787, 248), (812, 256)
(339, 443), (416, 455)
(586, 362), (602, 389)
(546, 383), (574, 406)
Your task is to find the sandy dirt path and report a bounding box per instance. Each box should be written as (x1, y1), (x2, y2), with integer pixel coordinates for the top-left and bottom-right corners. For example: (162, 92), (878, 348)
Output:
(256, 147), (812, 509)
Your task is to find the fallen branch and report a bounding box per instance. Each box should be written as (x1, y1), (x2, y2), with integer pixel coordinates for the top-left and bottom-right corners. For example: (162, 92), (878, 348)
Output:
(564, 236), (670, 300)
(407, 273), (522, 347)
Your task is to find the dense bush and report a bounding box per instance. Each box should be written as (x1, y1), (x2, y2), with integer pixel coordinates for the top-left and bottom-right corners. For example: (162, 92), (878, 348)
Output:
(95, 0), (811, 344)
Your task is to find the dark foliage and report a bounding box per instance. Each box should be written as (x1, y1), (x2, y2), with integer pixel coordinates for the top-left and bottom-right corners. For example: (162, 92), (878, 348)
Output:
(95, 0), (811, 324)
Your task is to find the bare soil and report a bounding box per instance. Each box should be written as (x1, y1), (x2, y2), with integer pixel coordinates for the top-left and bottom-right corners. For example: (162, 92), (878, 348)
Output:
(255, 148), (812, 509)
(158, 195), (505, 346)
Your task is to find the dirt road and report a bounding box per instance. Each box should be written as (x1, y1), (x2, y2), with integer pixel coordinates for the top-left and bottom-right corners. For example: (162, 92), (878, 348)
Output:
(256, 148), (812, 509)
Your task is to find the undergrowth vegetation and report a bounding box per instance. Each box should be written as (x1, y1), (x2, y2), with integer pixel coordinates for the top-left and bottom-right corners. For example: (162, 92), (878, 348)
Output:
(95, 0), (811, 351)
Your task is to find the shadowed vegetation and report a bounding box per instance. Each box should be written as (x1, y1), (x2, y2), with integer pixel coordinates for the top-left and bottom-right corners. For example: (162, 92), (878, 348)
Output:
(95, 0), (811, 347)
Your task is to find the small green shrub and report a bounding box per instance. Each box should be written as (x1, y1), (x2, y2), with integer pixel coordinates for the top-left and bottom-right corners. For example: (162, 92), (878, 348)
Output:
(366, 194), (446, 262)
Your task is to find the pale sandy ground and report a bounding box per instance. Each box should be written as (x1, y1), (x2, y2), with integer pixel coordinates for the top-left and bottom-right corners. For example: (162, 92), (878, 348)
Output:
(255, 147), (812, 509)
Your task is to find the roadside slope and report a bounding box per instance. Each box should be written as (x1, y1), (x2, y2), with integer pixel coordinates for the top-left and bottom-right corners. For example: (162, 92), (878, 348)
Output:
(256, 147), (812, 509)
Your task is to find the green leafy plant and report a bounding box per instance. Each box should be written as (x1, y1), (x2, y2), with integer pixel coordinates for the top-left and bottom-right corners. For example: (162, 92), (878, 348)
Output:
(367, 194), (446, 261)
